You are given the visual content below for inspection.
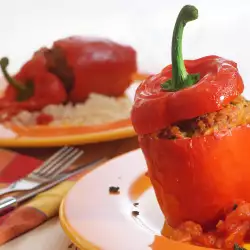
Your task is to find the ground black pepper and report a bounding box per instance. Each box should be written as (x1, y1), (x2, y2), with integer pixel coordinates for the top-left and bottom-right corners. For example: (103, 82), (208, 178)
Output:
(109, 186), (120, 194)
(132, 210), (139, 216)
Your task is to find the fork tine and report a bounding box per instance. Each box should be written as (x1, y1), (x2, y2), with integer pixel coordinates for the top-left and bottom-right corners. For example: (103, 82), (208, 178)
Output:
(31, 146), (70, 175)
(33, 147), (75, 176)
(41, 149), (84, 178)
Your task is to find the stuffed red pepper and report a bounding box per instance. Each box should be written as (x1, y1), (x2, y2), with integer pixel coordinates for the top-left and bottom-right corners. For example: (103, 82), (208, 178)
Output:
(0, 37), (137, 120)
(131, 5), (250, 248)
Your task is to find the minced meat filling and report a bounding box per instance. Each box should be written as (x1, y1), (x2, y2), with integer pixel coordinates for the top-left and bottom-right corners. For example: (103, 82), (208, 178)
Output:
(158, 96), (250, 139)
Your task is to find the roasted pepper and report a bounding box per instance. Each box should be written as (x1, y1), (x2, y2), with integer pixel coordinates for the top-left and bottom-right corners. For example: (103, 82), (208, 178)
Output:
(0, 37), (137, 118)
(0, 55), (67, 120)
(48, 36), (137, 103)
(131, 5), (248, 230)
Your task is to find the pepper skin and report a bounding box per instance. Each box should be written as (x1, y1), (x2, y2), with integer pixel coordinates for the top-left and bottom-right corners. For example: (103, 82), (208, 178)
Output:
(53, 36), (137, 102)
(139, 126), (250, 229)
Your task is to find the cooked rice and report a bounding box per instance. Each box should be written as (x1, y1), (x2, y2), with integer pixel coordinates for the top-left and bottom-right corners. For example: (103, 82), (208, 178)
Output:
(11, 93), (132, 127)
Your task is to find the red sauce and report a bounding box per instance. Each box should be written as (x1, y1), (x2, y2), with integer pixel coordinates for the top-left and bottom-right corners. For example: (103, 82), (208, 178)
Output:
(36, 113), (54, 125)
(165, 201), (250, 249)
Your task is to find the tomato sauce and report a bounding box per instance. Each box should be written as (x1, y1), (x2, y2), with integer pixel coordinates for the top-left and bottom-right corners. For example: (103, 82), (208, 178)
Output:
(36, 113), (54, 125)
(165, 201), (250, 249)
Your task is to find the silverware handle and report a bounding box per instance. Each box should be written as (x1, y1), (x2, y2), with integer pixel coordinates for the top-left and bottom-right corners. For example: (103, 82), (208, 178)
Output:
(0, 196), (17, 215)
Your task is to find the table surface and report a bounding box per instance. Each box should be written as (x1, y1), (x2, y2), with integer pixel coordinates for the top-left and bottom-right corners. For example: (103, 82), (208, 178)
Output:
(0, 137), (139, 250)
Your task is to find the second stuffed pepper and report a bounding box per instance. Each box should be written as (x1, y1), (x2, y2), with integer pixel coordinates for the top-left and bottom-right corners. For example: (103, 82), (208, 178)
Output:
(0, 37), (137, 121)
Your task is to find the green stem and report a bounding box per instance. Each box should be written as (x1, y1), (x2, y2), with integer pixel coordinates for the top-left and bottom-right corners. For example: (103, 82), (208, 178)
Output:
(161, 5), (200, 91)
(0, 57), (26, 91)
(0, 57), (34, 102)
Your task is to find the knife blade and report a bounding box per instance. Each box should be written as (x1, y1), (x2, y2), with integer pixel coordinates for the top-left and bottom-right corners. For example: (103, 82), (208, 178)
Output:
(0, 157), (107, 216)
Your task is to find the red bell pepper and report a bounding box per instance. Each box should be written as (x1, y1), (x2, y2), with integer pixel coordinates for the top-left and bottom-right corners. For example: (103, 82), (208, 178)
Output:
(131, 5), (248, 230)
(50, 36), (137, 103)
(0, 56), (67, 121)
(132, 55), (243, 135)
(131, 6), (243, 135)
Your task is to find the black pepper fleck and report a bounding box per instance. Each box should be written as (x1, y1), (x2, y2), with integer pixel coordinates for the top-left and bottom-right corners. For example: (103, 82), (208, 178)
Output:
(109, 186), (120, 194)
(133, 202), (139, 207)
(132, 210), (139, 216)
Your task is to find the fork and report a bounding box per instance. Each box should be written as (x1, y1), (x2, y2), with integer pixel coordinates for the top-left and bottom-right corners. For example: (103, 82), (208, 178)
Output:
(0, 146), (84, 196)
(0, 157), (106, 216)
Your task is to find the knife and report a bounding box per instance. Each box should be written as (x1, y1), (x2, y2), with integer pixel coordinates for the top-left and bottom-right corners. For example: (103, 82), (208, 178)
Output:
(0, 157), (106, 215)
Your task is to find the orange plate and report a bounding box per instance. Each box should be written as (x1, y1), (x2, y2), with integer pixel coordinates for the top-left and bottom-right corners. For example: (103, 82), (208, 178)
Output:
(0, 117), (135, 148)
(60, 149), (249, 250)
(0, 77), (146, 148)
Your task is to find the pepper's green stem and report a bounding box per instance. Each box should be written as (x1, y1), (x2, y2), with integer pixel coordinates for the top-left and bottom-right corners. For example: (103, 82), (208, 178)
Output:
(0, 57), (26, 91)
(161, 5), (200, 91)
(0, 57), (34, 101)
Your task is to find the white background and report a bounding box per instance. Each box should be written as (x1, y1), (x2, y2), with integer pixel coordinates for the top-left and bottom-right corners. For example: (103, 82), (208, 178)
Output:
(0, 0), (249, 95)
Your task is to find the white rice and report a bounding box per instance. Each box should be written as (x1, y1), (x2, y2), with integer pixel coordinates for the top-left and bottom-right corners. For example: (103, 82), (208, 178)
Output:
(11, 93), (132, 127)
